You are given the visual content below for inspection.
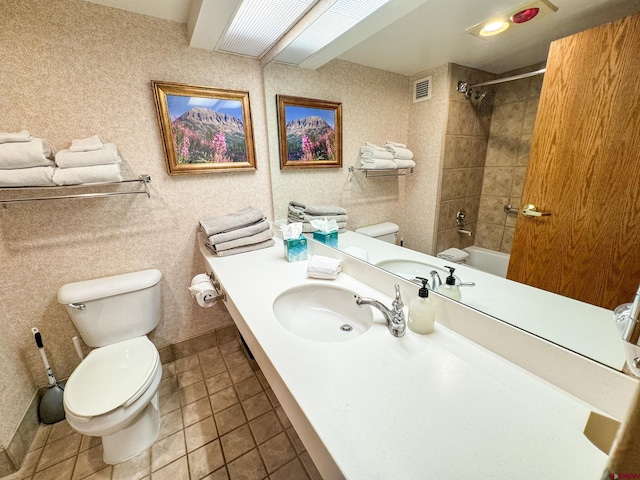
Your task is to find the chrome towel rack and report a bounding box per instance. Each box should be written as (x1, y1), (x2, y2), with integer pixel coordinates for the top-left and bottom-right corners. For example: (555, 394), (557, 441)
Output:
(0, 175), (151, 204)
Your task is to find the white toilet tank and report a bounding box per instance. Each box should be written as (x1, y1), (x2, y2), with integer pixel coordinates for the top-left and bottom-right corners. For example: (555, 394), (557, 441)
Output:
(355, 222), (399, 244)
(57, 269), (162, 348)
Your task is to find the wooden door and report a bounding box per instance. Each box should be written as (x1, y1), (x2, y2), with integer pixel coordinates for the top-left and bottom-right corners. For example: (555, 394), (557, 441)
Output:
(507, 12), (640, 310)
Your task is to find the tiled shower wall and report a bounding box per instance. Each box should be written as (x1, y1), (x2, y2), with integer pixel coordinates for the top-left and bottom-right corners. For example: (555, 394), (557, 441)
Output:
(474, 64), (544, 253)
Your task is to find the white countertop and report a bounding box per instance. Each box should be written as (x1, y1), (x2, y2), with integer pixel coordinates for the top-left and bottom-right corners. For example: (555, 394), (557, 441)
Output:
(198, 235), (608, 479)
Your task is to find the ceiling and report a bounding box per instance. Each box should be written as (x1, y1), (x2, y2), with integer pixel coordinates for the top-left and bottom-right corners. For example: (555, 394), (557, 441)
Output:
(84, 0), (640, 75)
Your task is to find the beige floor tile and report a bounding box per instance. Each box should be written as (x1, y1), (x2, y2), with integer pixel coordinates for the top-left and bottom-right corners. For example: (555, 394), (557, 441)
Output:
(72, 444), (107, 479)
(274, 407), (292, 430)
(192, 332), (217, 353)
(234, 377), (262, 402)
(220, 425), (255, 463)
(285, 427), (305, 455)
(228, 364), (254, 385)
(187, 439), (225, 479)
(198, 347), (222, 365)
(178, 367), (204, 389)
(175, 354), (200, 373)
(172, 338), (199, 360)
(255, 372), (269, 390)
(32, 457), (75, 480)
(258, 432), (296, 474)
(210, 387), (239, 413)
(79, 435), (101, 453)
(158, 391), (180, 416)
(47, 421), (75, 443)
(30, 425), (51, 451)
(179, 381), (208, 406)
(226, 449), (265, 480)
(2, 447), (42, 480)
(201, 466), (229, 480)
(82, 465), (112, 479)
(270, 458), (310, 480)
(200, 357), (228, 379)
(219, 341), (242, 357)
(182, 397), (213, 427)
(151, 431), (186, 472)
(241, 393), (271, 422)
(299, 452), (322, 480)
(217, 327), (239, 345)
(185, 416), (218, 453)
(112, 449), (150, 480)
(161, 362), (176, 379)
(158, 375), (179, 397)
(215, 404), (246, 437)
(36, 432), (81, 472)
(248, 411), (283, 446)
(150, 456), (189, 480)
(205, 372), (233, 395)
(264, 389), (280, 408)
(223, 352), (248, 369)
(158, 409), (184, 440)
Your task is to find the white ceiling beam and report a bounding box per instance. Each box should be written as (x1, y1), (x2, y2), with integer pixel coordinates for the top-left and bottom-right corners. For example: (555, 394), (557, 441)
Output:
(187, 0), (242, 51)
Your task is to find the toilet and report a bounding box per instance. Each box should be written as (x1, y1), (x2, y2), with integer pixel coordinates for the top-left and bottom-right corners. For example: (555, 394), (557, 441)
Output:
(355, 222), (400, 244)
(57, 269), (163, 464)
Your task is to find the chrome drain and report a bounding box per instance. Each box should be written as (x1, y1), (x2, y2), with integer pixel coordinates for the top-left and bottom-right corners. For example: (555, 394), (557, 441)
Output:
(340, 324), (353, 332)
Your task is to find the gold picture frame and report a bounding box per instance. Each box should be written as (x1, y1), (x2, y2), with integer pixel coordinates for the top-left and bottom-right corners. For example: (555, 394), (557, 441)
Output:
(152, 81), (257, 175)
(276, 95), (342, 170)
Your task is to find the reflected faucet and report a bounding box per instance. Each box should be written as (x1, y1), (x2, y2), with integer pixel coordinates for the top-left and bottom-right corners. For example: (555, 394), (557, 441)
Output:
(354, 284), (406, 337)
(622, 285), (640, 346)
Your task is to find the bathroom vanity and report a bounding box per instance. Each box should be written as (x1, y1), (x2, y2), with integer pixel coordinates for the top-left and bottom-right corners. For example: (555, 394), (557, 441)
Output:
(198, 234), (632, 479)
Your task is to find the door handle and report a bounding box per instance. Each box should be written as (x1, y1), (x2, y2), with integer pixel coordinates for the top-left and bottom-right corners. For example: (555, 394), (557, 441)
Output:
(522, 204), (551, 218)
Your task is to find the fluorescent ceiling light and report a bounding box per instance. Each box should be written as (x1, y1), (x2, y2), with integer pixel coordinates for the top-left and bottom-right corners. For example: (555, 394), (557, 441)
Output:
(218, 0), (317, 58)
(274, 0), (390, 65)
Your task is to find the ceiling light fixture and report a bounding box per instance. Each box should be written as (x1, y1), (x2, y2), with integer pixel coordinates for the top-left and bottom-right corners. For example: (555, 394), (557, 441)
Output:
(511, 7), (540, 24)
(479, 20), (510, 37)
(467, 0), (558, 39)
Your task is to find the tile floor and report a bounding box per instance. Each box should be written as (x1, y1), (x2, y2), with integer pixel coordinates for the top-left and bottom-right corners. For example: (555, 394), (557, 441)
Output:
(3, 327), (323, 480)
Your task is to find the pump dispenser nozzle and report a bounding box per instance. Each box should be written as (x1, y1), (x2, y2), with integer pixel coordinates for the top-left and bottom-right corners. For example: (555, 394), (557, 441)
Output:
(444, 266), (457, 286)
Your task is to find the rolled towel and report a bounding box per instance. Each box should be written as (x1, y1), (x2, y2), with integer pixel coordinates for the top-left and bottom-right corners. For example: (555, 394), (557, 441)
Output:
(289, 201), (347, 217)
(70, 135), (104, 152)
(209, 228), (274, 252)
(0, 130), (32, 144)
(436, 247), (469, 263)
(360, 143), (394, 160)
(200, 206), (266, 237)
(359, 157), (397, 169)
(55, 143), (121, 168)
(207, 218), (270, 245)
(52, 164), (122, 185)
(0, 139), (53, 169)
(384, 144), (414, 160)
(0, 166), (55, 186)
(307, 255), (343, 280)
(393, 159), (416, 169)
(211, 238), (275, 257)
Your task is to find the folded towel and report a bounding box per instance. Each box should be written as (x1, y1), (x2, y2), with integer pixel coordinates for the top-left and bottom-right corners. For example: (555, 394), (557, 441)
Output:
(289, 201), (347, 217)
(209, 228), (274, 252)
(384, 144), (414, 160)
(55, 143), (121, 168)
(287, 207), (348, 223)
(0, 130), (32, 144)
(70, 135), (104, 152)
(209, 238), (275, 257)
(301, 222), (347, 233)
(200, 206), (266, 237)
(0, 166), (55, 186)
(436, 247), (469, 263)
(0, 139), (53, 169)
(386, 141), (406, 148)
(207, 218), (270, 245)
(360, 143), (394, 160)
(359, 158), (397, 169)
(394, 159), (416, 169)
(52, 164), (122, 185)
(307, 255), (343, 280)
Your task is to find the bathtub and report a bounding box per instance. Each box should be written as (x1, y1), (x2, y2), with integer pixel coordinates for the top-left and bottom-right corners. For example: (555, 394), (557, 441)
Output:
(463, 246), (510, 278)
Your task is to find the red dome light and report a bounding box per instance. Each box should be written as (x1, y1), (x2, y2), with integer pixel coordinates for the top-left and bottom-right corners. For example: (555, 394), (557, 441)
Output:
(511, 7), (540, 24)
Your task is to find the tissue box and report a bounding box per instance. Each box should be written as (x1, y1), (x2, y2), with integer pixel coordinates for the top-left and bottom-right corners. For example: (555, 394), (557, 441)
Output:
(313, 230), (338, 248)
(284, 235), (308, 262)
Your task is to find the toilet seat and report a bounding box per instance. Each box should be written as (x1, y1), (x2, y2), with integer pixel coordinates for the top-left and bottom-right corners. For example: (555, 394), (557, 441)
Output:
(64, 336), (159, 418)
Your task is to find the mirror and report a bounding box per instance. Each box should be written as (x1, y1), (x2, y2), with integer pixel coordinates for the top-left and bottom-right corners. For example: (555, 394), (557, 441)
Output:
(263, 10), (637, 371)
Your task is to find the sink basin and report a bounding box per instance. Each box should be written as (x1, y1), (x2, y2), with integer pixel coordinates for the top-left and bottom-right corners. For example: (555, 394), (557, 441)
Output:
(375, 259), (445, 282)
(272, 284), (374, 342)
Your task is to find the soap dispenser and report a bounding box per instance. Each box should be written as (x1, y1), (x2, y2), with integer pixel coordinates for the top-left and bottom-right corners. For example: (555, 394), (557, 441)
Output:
(437, 266), (462, 301)
(408, 277), (436, 334)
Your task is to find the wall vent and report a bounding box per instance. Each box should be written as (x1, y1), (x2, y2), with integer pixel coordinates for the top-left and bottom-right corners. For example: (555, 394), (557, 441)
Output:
(413, 75), (432, 103)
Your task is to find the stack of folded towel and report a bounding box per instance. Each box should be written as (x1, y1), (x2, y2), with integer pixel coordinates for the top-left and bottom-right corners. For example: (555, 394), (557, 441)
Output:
(0, 130), (56, 186)
(359, 142), (397, 169)
(53, 135), (123, 185)
(307, 255), (343, 280)
(383, 141), (416, 169)
(287, 201), (348, 233)
(436, 247), (469, 264)
(200, 206), (274, 257)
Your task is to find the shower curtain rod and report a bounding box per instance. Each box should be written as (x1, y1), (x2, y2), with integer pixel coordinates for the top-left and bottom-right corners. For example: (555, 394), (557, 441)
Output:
(462, 67), (546, 90)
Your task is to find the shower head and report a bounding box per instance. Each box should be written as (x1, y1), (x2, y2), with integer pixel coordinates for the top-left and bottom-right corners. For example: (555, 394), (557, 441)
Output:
(465, 88), (495, 110)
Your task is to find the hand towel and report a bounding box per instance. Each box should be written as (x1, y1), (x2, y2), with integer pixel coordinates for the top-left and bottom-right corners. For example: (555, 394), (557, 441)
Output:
(385, 141), (406, 148)
(0, 130), (32, 144)
(210, 238), (275, 257)
(0, 139), (53, 169)
(55, 143), (121, 168)
(307, 255), (343, 280)
(394, 159), (416, 169)
(70, 135), (105, 152)
(0, 166), (55, 186)
(436, 247), (469, 263)
(360, 143), (394, 160)
(289, 201), (348, 217)
(209, 228), (274, 252)
(384, 144), (414, 160)
(359, 158), (397, 169)
(301, 222), (347, 233)
(200, 206), (266, 237)
(52, 164), (122, 185)
(207, 218), (270, 245)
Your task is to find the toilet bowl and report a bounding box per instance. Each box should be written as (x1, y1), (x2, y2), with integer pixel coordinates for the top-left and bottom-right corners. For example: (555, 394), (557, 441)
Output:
(57, 269), (163, 464)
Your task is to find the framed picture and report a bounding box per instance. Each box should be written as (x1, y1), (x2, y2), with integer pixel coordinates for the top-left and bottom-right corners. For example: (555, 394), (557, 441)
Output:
(276, 95), (342, 170)
(151, 81), (257, 175)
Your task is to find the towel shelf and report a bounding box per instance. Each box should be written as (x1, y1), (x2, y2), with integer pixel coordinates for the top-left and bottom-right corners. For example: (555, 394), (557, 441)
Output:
(348, 166), (414, 178)
(0, 175), (151, 204)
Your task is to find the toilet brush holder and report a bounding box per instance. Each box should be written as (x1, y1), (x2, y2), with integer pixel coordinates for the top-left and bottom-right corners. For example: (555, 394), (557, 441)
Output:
(32, 327), (66, 424)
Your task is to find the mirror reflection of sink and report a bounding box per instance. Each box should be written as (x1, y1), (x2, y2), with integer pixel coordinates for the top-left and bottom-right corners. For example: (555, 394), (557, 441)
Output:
(272, 284), (374, 342)
(375, 259), (445, 283)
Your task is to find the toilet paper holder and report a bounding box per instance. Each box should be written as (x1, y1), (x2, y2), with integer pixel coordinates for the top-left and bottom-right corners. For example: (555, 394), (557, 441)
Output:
(206, 272), (227, 303)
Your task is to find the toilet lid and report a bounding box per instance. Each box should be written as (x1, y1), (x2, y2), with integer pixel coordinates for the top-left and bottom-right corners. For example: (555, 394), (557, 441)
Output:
(64, 336), (159, 418)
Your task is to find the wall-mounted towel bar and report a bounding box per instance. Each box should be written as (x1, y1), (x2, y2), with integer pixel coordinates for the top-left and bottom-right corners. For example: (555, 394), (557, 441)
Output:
(348, 166), (414, 177)
(0, 175), (151, 204)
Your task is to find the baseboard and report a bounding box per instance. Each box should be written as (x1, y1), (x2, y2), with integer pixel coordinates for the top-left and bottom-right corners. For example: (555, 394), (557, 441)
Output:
(0, 390), (41, 475)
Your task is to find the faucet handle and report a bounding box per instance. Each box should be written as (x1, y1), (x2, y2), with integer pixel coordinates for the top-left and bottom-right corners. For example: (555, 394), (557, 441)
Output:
(392, 284), (404, 310)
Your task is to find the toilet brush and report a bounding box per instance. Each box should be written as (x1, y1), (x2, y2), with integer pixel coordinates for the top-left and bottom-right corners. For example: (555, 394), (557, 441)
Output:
(32, 327), (66, 424)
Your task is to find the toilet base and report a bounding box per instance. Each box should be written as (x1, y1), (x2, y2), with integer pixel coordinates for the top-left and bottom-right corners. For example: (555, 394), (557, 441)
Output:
(102, 392), (160, 464)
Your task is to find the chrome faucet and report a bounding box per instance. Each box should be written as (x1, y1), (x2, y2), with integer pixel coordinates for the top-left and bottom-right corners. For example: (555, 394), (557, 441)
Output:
(428, 271), (441, 290)
(354, 284), (406, 337)
(622, 285), (640, 345)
